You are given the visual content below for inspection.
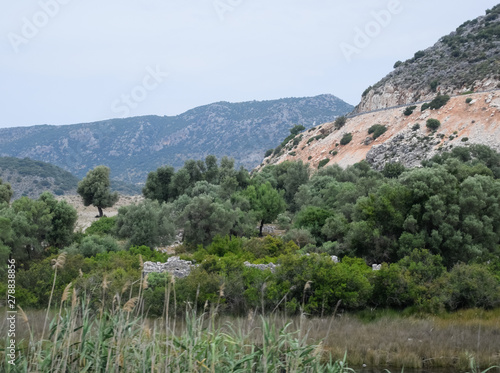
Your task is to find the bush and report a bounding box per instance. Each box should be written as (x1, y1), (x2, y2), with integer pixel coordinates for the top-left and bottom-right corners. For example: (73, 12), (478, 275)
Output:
(318, 158), (330, 169)
(430, 80), (439, 92)
(421, 103), (430, 111)
(66, 235), (121, 258)
(334, 116), (347, 129)
(446, 263), (500, 310)
(412, 123), (420, 131)
(414, 50), (425, 60)
(465, 97), (473, 104)
(429, 94), (450, 110)
(426, 119), (441, 131)
(403, 106), (417, 116)
(362, 86), (372, 97)
(393, 61), (403, 68)
(264, 149), (273, 157)
(85, 216), (116, 236)
(340, 133), (352, 145)
(461, 137), (469, 142)
(368, 124), (387, 139)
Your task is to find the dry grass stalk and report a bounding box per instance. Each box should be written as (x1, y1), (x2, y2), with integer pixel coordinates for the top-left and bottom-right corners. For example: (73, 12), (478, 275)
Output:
(124, 297), (139, 313)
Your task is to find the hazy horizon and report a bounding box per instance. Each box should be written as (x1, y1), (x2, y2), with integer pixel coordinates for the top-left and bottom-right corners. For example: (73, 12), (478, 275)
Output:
(1, 0), (498, 129)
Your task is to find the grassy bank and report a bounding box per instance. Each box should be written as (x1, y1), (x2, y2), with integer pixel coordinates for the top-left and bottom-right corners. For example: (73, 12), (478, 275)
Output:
(1, 305), (499, 372)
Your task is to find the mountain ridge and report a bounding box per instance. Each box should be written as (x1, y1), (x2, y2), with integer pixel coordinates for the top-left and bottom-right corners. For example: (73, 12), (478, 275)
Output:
(0, 94), (353, 184)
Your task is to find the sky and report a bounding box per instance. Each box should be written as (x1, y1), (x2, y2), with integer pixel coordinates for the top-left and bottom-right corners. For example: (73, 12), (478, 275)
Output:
(0, 0), (498, 129)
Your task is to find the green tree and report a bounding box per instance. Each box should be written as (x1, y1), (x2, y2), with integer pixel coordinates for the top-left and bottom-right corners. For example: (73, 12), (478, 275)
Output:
(243, 182), (286, 236)
(77, 166), (119, 217)
(181, 196), (237, 246)
(142, 165), (175, 203)
(0, 178), (13, 204)
(38, 192), (77, 249)
(114, 200), (175, 248)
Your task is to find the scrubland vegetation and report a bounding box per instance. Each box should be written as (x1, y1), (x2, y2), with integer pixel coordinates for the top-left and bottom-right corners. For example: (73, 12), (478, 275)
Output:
(1, 144), (500, 371)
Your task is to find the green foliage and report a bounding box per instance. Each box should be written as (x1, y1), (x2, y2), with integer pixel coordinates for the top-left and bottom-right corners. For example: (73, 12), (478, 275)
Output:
(142, 156), (249, 204)
(243, 182), (286, 235)
(318, 158), (330, 169)
(368, 124), (387, 139)
(426, 118), (441, 130)
(383, 162), (406, 179)
(430, 80), (439, 92)
(413, 50), (425, 60)
(66, 234), (121, 257)
(446, 263), (500, 309)
(0, 178), (13, 204)
(340, 133), (352, 145)
(421, 103), (430, 111)
(466, 97), (473, 104)
(265, 148), (274, 157)
(334, 116), (347, 129)
(289, 124), (306, 136)
(362, 86), (372, 97)
(412, 123), (420, 131)
(393, 61), (403, 68)
(403, 106), (417, 116)
(77, 165), (119, 216)
(86, 216), (116, 236)
(114, 200), (175, 248)
(429, 94), (451, 110)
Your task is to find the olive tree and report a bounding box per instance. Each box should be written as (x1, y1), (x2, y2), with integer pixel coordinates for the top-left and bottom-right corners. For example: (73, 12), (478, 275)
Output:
(77, 166), (119, 217)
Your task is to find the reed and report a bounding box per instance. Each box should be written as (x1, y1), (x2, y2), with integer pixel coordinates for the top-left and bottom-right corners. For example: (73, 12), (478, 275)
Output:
(1, 272), (499, 372)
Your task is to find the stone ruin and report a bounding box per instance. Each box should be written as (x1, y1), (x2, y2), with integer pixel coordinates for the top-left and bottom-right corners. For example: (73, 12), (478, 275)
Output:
(143, 256), (193, 278)
(243, 261), (278, 272)
(143, 255), (348, 278)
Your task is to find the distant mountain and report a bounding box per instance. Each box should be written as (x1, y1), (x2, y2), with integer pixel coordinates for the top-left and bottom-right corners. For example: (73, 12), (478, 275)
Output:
(356, 4), (500, 113)
(0, 95), (353, 184)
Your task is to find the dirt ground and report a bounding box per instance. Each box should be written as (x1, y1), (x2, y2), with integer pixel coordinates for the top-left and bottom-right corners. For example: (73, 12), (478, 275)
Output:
(57, 194), (144, 232)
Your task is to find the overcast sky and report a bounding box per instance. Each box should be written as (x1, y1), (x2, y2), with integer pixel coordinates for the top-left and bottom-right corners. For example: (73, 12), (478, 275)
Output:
(0, 0), (498, 128)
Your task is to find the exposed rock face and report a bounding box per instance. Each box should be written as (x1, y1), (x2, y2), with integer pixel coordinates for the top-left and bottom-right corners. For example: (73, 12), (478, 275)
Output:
(143, 256), (193, 278)
(260, 91), (500, 172)
(355, 8), (500, 113)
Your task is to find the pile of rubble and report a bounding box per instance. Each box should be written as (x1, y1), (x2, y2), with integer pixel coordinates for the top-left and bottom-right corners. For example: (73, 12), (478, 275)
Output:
(143, 256), (193, 278)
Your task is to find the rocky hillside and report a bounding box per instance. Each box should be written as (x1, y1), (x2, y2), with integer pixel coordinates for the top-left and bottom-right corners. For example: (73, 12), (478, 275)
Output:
(261, 6), (500, 172)
(356, 5), (500, 113)
(0, 157), (141, 200)
(0, 157), (79, 200)
(259, 91), (500, 172)
(0, 95), (353, 184)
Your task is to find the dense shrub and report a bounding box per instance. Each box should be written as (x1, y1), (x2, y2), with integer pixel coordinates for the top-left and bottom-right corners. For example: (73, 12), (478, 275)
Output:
(334, 116), (347, 129)
(340, 133), (353, 145)
(429, 94), (451, 110)
(85, 216), (116, 236)
(404, 106), (417, 116)
(368, 124), (387, 139)
(446, 263), (500, 310)
(318, 158), (330, 169)
(426, 119), (441, 130)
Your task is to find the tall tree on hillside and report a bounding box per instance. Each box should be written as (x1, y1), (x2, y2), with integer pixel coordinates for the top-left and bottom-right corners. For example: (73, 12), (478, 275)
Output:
(77, 166), (118, 217)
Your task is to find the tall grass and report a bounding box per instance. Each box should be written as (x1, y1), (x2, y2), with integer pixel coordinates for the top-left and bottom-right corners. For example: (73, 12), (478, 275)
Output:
(1, 272), (499, 372)
(1, 279), (356, 373)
